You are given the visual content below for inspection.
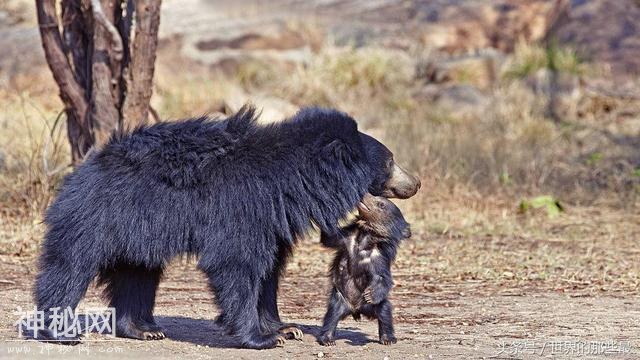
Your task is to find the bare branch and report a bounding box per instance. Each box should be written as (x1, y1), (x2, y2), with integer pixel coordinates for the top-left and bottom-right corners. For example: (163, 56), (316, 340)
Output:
(61, 0), (92, 94)
(121, 0), (162, 127)
(148, 105), (161, 123)
(35, 0), (89, 132)
(37, 0), (162, 163)
(90, 0), (121, 146)
(36, 0), (94, 163)
(90, 0), (123, 62)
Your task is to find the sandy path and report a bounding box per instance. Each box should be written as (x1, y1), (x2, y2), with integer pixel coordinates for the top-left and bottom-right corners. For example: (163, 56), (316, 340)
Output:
(1, 249), (639, 359)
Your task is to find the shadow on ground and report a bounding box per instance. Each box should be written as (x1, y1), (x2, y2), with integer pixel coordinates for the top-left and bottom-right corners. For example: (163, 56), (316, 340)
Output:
(156, 316), (376, 348)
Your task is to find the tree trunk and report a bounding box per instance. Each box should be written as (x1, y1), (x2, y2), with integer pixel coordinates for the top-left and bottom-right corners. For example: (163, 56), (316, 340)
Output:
(35, 0), (162, 164)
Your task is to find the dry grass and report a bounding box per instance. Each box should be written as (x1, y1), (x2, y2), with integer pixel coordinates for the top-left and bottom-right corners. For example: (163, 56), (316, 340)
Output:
(0, 71), (69, 257)
(391, 184), (640, 293)
(246, 43), (640, 209)
(502, 41), (589, 79)
(1, 40), (639, 294)
(0, 76), (69, 212)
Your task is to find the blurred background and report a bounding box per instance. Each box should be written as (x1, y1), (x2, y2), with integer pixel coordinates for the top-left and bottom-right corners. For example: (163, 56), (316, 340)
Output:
(1, 0), (639, 309)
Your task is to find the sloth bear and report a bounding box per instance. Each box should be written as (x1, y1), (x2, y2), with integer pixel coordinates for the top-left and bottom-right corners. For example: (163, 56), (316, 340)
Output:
(33, 106), (421, 349)
(318, 193), (410, 346)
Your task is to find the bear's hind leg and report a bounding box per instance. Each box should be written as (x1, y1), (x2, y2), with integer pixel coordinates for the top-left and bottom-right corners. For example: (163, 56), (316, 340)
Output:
(98, 264), (164, 340)
(33, 255), (98, 344)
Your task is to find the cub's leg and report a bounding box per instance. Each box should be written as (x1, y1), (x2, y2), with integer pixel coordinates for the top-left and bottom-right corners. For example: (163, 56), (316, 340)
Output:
(318, 288), (351, 346)
(375, 299), (396, 345)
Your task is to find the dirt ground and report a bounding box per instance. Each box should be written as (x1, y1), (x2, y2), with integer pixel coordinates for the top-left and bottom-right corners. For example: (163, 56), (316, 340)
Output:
(2, 0), (640, 358)
(1, 236), (639, 360)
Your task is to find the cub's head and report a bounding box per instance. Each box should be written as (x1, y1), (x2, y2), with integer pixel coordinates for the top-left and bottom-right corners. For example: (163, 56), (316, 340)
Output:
(356, 193), (411, 242)
(359, 133), (421, 199)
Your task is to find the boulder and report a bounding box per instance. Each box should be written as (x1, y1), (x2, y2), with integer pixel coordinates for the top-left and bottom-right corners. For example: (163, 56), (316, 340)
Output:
(418, 0), (570, 54)
(416, 84), (490, 119)
(179, 22), (323, 69)
(418, 50), (506, 89)
(223, 85), (298, 124)
(0, 0), (35, 27)
(526, 68), (582, 118)
(0, 11), (8, 27)
(554, 0), (640, 78)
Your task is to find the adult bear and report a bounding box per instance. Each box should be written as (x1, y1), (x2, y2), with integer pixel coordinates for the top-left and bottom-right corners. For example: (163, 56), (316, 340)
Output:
(34, 106), (420, 349)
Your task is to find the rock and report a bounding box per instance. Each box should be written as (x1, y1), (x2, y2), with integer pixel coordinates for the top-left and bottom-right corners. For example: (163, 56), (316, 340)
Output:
(526, 69), (580, 95)
(159, 0), (569, 66)
(555, 0), (640, 78)
(526, 69), (582, 118)
(416, 84), (490, 118)
(418, 50), (506, 89)
(196, 29), (308, 52)
(0, 0), (35, 27)
(490, 0), (569, 52)
(418, 0), (570, 54)
(0, 11), (8, 26)
(222, 85), (255, 115)
(223, 85), (298, 124)
(250, 96), (299, 124)
(180, 22), (322, 69)
(0, 27), (44, 84)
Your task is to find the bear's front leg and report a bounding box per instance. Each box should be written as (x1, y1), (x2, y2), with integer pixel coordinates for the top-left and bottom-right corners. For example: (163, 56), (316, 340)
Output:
(205, 266), (286, 349)
(258, 267), (303, 340)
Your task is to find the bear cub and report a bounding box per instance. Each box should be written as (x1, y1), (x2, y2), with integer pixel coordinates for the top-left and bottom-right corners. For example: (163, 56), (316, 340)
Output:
(318, 193), (411, 346)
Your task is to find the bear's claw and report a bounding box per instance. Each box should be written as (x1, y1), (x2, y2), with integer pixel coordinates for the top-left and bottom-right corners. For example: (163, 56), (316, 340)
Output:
(379, 334), (397, 345)
(363, 287), (373, 303)
(279, 326), (303, 340)
(142, 331), (165, 340)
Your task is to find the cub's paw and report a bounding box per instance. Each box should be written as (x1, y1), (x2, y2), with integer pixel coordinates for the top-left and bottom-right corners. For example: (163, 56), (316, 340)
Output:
(318, 333), (336, 346)
(363, 287), (374, 304)
(364, 286), (385, 304)
(379, 334), (397, 345)
(364, 285), (388, 304)
(279, 326), (303, 340)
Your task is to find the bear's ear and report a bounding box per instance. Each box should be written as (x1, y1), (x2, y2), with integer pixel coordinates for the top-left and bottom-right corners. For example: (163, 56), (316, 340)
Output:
(401, 226), (412, 239)
(321, 139), (352, 163)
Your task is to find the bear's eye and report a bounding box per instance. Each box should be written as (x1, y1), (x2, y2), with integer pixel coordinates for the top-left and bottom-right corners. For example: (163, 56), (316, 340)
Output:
(378, 202), (386, 209)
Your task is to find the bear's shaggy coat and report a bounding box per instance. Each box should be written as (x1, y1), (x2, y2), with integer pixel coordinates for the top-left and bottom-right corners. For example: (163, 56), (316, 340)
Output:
(34, 106), (411, 349)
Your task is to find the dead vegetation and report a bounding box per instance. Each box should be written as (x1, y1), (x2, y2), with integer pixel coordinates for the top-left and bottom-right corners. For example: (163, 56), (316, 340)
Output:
(1, 33), (639, 298)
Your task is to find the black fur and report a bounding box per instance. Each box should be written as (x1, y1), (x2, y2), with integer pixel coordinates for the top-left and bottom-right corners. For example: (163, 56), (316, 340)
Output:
(33, 106), (401, 349)
(318, 194), (410, 346)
